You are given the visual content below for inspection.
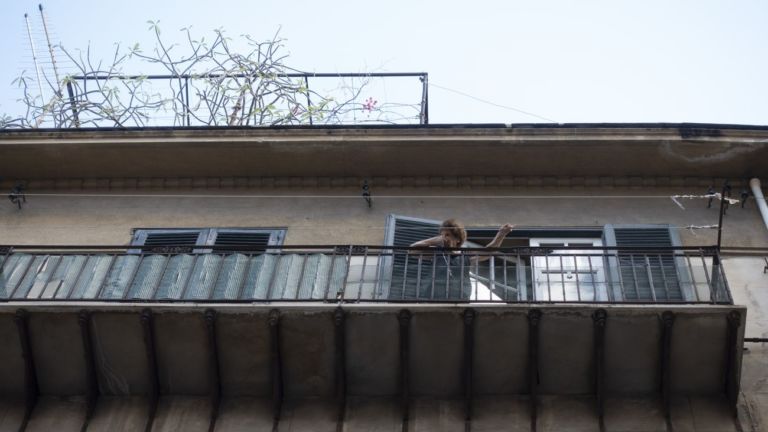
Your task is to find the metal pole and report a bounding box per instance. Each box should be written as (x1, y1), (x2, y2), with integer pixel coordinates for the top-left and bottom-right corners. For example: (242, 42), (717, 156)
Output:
(717, 184), (727, 249)
(419, 74), (429, 125)
(38, 4), (61, 92)
(304, 76), (313, 126)
(66, 81), (80, 127)
(24, 13), (46, 103)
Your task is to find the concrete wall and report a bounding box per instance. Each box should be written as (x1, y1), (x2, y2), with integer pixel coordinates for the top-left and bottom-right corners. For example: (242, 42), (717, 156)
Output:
(1, 186), (767, 248)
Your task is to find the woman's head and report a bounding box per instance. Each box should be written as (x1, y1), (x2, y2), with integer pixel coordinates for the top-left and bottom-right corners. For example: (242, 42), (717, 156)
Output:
(440, 219), (467, 248)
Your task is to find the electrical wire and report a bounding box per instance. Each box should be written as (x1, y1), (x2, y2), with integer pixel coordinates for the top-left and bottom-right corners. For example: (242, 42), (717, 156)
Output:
(15, 193), (721, 199)
(429, 82), (558, 123)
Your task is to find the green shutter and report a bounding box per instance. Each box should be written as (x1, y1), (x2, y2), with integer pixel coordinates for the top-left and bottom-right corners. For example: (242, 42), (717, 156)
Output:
(614, 228), (682, 301)
(387, 216), (441, 299)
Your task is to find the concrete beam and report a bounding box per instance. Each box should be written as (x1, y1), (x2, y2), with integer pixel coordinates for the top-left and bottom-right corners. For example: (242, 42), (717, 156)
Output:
(2, 126), (768, 180)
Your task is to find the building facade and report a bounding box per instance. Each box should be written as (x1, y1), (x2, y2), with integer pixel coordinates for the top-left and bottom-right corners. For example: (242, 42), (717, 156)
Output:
(0, 124), (767, 431)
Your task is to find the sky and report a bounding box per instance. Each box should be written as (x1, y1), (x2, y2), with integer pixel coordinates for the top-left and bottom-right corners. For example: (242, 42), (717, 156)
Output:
(1, 0), (767, 125)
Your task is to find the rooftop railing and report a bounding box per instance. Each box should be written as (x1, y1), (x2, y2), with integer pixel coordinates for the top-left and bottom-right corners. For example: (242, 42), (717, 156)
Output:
(57, 72), (429, 128)
(0, 245), (731, 304)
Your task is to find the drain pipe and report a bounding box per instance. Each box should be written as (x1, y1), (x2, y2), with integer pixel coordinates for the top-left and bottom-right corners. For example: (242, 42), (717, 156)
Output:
(750, 178), (768, 232)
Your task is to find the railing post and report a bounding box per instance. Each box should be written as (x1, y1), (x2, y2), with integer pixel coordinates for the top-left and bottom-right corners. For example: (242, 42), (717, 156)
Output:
(419, 74), (429, 125)
(304, 76), (313, 126)
(185, 77), (191, 126)
(66, 81), (80, 128)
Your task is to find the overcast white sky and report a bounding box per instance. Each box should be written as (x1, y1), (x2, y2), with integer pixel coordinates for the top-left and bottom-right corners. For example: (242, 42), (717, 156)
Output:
(1, 0), (767, 125)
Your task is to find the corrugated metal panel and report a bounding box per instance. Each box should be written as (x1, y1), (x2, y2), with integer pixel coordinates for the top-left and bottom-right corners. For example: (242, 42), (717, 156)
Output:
(1, 254), (33, 298)
(99, 255), (140, 299)
(70, 255), (113, 299)
(155, 255), (196, 299)
(13, 256), (50, 299)
(125, 255), (167, 299)
(1, 252), (350, 302)
(26, 255), (63, 299)
(209, 254), (248, 300)
(186, 254), (224, 300)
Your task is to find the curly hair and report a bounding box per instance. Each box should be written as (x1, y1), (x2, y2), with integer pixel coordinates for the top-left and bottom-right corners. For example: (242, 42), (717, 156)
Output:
(440, 219), (467, 245)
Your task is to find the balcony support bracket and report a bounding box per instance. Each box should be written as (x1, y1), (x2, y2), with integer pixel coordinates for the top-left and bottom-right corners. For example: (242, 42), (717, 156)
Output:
(463, 308), (475, 432)
(660, 311), (675, 430)
(141, 308), (160, 432)
(593, 309), (607, 432)
(334, 307), (347, 432)
(269, 309), (283, 432)
(79, 310), (99, 432)
(14, 309), (38, 432)
(399, 309), (411, 432)
(725, 311), (742, 417)
(528, 309), (542, 432)
(205, 309), (222, 432)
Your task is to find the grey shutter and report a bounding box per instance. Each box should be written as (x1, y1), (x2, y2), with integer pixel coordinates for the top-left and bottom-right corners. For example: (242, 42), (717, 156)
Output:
(132, 229), (208, 253)
(213, 231), (274, 253)
(143, 232), (201, 247)
(385, 215), (441, 300)
(610, 226), (683, 301)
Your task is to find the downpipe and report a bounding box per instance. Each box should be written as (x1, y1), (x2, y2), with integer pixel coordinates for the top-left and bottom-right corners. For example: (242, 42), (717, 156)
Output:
(750, 178), (768, 232)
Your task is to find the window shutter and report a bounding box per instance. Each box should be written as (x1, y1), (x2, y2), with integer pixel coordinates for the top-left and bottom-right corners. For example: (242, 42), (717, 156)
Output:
(143, 232), (202, 247)
(385, 215), (441, 299)
(611, 227), (683, 301)
(213, 231), (274, 253)
(132, 230), (208, 253)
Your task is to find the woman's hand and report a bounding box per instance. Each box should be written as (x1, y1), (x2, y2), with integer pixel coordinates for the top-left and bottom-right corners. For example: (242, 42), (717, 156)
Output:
(499, 223), (515, 235)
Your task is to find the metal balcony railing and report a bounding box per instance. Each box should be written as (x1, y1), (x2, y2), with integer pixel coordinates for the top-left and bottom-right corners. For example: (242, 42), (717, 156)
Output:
(0, 245), (731, 304)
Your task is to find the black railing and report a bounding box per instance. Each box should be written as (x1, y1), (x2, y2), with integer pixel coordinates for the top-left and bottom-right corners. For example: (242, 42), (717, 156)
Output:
(64, 72), (429, 128)
(0, 245), (731, 304)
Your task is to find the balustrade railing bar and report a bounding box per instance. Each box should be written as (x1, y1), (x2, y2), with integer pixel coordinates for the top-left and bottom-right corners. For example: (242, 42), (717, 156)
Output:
(0, 245), (733, 305)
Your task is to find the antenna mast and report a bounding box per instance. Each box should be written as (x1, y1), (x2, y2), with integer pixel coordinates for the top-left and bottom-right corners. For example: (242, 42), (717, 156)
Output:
(24, 13), (46, 103)
(38, 4), (61, 94)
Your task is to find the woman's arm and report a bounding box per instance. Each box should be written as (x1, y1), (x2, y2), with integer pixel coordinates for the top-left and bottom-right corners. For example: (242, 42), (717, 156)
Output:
(410, 235), (445, 248)
(471, 224), (514, 264)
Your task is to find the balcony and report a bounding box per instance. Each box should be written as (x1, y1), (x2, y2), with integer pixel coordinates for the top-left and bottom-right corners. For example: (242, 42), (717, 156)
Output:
(0, 245), (745, 431)
(0, 245), (732, 304)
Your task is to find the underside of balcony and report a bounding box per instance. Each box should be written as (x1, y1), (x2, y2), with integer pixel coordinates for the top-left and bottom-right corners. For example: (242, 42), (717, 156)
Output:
(0, 304), (746, 432)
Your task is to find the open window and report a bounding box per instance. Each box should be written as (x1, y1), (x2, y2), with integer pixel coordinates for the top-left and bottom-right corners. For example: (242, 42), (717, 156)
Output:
(529, 238), (606, 301)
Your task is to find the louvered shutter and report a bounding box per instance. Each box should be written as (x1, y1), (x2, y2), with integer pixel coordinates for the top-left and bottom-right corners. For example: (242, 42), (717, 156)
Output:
(213, 230), (275, 253)
(385, 216), (441, 299)
(132, 229), (208, 253)
(609, 226), (683, 301)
